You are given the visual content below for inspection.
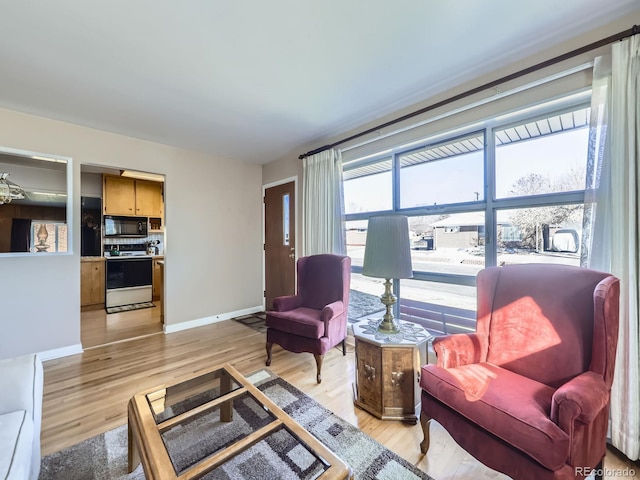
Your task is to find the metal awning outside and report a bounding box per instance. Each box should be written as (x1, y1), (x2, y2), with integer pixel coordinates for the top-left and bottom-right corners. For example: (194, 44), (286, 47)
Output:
(343, 107), (590, 181)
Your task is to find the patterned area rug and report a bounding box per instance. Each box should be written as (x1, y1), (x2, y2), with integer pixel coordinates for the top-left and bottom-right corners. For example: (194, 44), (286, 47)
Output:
(348, 289), (384, 323)
(106, 302), (155, 315)
(40, 370), (432, 480)
(233, 312), (267, 333)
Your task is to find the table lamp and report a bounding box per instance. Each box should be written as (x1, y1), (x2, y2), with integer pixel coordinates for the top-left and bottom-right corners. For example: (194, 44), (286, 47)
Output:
(362, 215), (413, 333)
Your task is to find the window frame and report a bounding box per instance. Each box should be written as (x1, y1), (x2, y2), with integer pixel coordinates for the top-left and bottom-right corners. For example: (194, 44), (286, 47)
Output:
(344, 93), (591, 291)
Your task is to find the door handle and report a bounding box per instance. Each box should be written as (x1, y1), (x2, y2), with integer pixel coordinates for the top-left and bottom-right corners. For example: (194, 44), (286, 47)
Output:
(289, 253), (295, 259)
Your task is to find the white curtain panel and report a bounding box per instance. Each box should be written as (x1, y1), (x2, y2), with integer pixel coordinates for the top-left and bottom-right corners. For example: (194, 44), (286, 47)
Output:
(580, 54), (612, 271)
(608, 35), (640, 461)
(303, 149), (346, 256)
(585, 36), (640, 461)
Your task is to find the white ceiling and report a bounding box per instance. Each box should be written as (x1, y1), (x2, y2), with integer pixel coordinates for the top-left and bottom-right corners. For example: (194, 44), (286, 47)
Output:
(0, 1), (638, 164)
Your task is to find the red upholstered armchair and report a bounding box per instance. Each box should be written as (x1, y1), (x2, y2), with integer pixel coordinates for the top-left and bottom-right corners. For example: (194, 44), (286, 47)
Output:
(420, 264), (619, 480)
(266, 254), (351, 383)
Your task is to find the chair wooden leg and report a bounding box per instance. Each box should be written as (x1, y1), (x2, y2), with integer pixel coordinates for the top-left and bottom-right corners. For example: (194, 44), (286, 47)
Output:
(419, 410), (431, 454)
(265, 342), (273, 366)
(342, 339), (346, 356)
(594, 459), (604, 480)
(314, 354), (323, 383)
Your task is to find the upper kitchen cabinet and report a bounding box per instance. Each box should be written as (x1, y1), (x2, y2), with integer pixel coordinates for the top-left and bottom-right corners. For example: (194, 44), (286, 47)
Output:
(103, 175), (135, 215)
(135, 180), (163, 217)
(103, 175), (163, 217)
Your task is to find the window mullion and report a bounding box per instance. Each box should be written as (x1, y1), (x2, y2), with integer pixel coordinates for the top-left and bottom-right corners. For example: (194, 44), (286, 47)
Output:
(392, 152), (400, 211)
(392, 151), (401, 314)
(485, 126), (497, 267)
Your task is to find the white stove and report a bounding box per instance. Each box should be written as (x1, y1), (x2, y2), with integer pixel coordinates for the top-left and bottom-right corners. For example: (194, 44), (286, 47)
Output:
(104, 244), (153, 309)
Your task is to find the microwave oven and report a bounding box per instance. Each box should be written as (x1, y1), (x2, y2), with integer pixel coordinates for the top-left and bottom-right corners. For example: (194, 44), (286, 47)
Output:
(104, 215), (148, 237)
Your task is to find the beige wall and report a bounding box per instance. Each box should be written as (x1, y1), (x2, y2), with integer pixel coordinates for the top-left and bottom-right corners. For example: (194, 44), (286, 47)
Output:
(262, 156), (302, 189)
(0, 108), (263, 360)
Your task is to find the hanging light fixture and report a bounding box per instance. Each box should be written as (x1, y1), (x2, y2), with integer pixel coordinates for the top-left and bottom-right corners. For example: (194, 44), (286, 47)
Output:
(0, 173), (26, 205)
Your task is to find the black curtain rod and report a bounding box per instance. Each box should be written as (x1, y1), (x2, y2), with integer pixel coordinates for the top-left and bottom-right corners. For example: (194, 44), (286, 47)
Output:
(299, 24), (639, 160)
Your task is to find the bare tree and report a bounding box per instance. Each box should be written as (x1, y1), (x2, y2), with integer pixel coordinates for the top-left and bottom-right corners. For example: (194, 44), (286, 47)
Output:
(505, 168), (584, 251)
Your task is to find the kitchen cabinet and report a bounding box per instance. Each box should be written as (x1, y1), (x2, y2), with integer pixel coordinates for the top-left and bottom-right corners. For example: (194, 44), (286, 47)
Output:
(81, 258), (105, 308)
(103, 176), (136, 215)
(153, 257), (164, 300)
(103, 175), (163, 217)
(135, 180), (163, 217)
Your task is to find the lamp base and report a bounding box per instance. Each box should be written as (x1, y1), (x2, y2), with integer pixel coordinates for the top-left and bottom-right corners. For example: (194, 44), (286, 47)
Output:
(377, 317), (401, 334)
(34, 242), (49, 253)
(376, 278), (400, 334)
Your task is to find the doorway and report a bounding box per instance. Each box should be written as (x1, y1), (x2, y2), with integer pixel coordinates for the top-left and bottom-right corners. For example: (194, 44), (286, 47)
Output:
(264, 179), (296, 310)
(80, 165), (166, 348)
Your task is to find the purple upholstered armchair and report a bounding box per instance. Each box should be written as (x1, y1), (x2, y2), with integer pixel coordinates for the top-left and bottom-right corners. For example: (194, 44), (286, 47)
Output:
(420, 264), (619, 480)
(266, 254), (351, 383)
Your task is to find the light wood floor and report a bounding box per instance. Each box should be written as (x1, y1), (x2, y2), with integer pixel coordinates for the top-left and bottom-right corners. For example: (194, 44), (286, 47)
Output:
(44, 319), (638, 480)
(81, 304), (163, 348)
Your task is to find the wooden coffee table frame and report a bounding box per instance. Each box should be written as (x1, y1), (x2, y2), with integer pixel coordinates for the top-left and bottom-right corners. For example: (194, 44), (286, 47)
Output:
(128, 363), (351, 480)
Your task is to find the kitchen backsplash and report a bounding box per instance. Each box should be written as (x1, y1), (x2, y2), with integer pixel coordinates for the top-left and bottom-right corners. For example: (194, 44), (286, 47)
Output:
(103, 232), (164, 254)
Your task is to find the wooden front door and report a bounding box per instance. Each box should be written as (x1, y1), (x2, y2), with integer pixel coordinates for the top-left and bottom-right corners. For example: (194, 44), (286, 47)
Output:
(264, 181), (296, 310)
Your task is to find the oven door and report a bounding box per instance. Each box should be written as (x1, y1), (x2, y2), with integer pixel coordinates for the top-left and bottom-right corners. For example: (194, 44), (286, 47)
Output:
(106, 257), (152, 289)
(106, 257), (153, 308)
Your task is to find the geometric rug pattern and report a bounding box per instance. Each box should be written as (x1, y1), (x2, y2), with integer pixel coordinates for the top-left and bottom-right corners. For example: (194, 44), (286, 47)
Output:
(232, 312), (267, 334)
(249, 370), (431, 480)
(39, 369), (432, 480)
(346, 289), (384, 323)
(105, 301), (155, 315)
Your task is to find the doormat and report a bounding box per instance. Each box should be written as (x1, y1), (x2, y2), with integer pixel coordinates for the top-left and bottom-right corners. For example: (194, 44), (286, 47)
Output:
(233, 312), (267, 334)
(106, 302), (155, 315)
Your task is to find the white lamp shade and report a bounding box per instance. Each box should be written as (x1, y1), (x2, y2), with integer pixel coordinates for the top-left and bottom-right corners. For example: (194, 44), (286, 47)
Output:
(362, 215), (413, 279)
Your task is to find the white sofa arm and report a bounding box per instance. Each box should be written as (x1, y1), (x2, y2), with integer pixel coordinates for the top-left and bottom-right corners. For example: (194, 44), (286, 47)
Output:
(0, 354), (43, 480)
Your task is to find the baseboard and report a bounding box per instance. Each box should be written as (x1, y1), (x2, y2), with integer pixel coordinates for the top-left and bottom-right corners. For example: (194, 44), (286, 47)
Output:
(164, 305), (263, 334)
(81, 303), (105, 312)
(38, 343), (84, 361)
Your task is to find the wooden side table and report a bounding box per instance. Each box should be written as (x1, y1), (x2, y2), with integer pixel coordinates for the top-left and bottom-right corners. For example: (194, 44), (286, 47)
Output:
(353, 319), (431, 424)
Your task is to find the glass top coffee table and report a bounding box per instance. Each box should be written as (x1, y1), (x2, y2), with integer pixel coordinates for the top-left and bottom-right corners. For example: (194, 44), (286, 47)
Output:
(128, 363), (350, 480)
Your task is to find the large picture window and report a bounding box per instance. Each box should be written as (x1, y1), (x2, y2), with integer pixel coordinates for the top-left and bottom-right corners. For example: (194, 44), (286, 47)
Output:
(344, 96), (590, 334)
